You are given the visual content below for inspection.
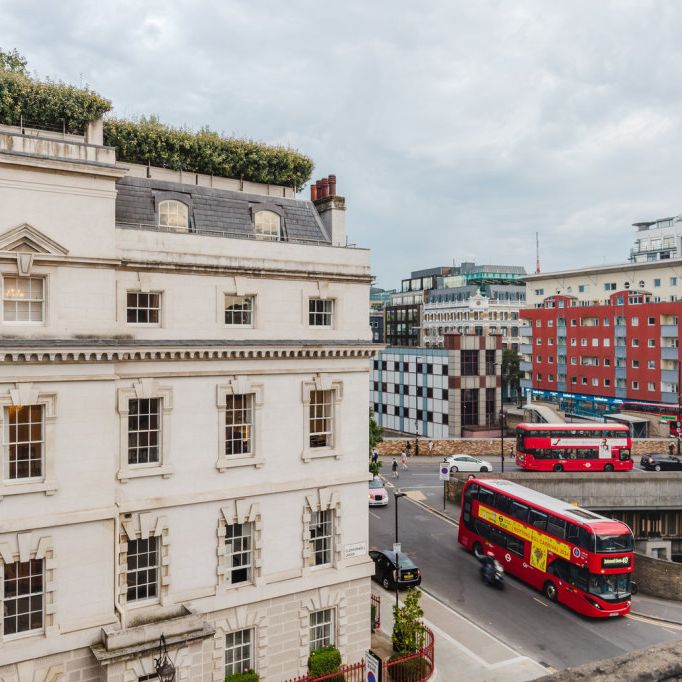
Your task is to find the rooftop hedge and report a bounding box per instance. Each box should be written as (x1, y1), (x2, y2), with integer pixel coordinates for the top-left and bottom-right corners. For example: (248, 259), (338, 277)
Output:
(0, 68), (111, 134)
(0, 49), (314, 187)
(103, 117), (314, 188)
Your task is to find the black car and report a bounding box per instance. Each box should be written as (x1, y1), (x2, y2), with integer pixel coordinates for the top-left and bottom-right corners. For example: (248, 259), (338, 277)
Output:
(640, 454), (682, 471)
(369, 550), (421, 590)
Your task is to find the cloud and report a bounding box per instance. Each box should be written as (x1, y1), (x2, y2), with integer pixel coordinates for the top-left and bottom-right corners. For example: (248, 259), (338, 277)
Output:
(3, 0), (682, 286)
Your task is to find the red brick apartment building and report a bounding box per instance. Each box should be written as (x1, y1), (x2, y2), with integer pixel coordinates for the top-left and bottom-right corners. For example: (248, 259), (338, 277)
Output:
(519, 292), (681, 416)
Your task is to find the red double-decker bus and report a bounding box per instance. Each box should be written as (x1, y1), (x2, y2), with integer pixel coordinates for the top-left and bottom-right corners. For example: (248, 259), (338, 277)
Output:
(516, 423), (632, 472)
(458, 478), (634, 617)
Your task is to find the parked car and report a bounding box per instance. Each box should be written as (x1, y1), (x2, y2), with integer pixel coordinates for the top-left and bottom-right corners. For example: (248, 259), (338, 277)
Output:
(369, 478), (389, 506)
(446, 454), (493, 473)
(640, 454), (682, 471)
(369, 549), (421, 590)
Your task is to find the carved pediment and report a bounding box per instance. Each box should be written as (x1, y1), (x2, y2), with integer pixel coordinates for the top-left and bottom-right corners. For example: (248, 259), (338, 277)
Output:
(0, 223), (69, 255)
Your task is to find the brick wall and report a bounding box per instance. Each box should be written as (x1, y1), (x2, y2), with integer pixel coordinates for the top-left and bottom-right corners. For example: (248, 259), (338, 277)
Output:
(377, 438), (671, 458)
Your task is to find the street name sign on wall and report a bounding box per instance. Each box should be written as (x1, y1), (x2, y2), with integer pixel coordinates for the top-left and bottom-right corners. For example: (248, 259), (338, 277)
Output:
(365, 649), (382, 682)
(344, 542), (368, 559)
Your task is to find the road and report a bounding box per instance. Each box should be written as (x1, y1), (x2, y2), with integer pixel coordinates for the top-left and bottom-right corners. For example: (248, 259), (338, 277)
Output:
(369, 460), (681, 671)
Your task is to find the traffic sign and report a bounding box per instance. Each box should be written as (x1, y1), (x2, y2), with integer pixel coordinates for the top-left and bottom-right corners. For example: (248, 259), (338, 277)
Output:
(365, 650), (382, 682)
(439, 464), (450, 481)
(393, 542), (401, 555)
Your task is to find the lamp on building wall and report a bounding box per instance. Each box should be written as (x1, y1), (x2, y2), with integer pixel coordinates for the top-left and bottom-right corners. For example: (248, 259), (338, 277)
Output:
(154, 635), (176, 682)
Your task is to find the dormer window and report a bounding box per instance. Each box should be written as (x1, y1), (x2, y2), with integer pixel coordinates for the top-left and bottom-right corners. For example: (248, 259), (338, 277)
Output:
(158, 200), (189, 230)
(254, 210), (281, 241)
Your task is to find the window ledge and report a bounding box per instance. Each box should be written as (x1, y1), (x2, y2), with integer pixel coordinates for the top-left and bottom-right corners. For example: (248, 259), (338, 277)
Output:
(302, 448), (341, 463)
(0, 479), (58, 500)
(117, 465), (174, 483)
(216, 456), (265, 472)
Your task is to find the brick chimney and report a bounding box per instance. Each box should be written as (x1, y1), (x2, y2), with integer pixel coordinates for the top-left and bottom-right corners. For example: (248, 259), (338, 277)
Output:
(312, 174), (346, 246)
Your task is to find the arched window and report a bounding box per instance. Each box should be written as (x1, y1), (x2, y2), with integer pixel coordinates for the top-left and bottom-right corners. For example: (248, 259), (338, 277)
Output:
(254, 210), (281, 241)
(158, 200), (189, 230)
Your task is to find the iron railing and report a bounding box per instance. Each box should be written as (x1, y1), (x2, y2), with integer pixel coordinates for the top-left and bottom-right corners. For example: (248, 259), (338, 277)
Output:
(371, 592), (381, 631)
(116, 221), (358, 248)
(284, 626), (434, 682)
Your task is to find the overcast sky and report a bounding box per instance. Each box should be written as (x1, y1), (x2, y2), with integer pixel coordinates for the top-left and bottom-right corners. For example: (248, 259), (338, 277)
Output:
(3, 0), (682, 288)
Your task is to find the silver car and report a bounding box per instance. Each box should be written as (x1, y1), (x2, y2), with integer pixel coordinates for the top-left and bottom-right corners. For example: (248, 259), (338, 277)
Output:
(446, 454), (493, 473)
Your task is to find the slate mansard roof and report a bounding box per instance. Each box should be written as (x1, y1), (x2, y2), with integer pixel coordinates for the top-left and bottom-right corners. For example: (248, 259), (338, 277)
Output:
(115, 176), (331, 244)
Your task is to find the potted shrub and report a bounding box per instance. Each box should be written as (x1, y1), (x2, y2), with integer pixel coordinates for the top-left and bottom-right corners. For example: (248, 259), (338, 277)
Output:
(225, 671), (259, 682)
(308, 646), (344, 681)
(225, 670), (260, 682)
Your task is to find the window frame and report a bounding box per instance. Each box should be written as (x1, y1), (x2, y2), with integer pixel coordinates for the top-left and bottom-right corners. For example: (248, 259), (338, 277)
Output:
(254, 209), (282, 241)
(225, 628), (255, 676)
(309, 608), (336, 652)
(2, 275), (45, 324)
(126, 291), (162, 326)
(309, 509), (334, 567)
(158, 199), (189, 231)
(2, 558), (44, 639)
(301, 378), (343, 462)
(127, 398), (162, 467)
(225, 521), (254, 587)
(3, 404), (44, 483)
(308, 298), (335, 328)
(117, 383), (174, 482)
(225, 294), (255, 327)
(125, 536), (160, 605)
(0, 388), (57, 498)
(120, 514), (168, 610)
(216, 380), (265, 471)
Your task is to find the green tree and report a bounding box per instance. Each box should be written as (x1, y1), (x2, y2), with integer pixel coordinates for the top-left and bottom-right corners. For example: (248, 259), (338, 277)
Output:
(501, 348), (521, 402)
(369, 409), (383, 452)
(0, 48), (27, 74)
(392, 588), (425, 653)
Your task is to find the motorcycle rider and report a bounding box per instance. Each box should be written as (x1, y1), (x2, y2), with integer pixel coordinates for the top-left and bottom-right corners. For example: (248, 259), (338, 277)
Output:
(482, 552), (496, 584)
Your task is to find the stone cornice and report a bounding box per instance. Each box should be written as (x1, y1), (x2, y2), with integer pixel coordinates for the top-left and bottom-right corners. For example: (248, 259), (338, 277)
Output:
(0, 339), (378, 364)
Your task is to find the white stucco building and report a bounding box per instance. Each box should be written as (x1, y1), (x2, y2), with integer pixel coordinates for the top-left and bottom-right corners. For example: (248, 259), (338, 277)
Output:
(0, 122), (374, 681)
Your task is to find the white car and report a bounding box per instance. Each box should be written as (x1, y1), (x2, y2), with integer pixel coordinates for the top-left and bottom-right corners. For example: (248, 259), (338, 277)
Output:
(446, 454), (493, 473)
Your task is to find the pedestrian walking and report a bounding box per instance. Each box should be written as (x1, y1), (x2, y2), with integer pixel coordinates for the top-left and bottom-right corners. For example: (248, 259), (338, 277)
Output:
(401, 450), (408, 470)
(427, 440), (434, 455)
(405, 441), (411, 457)
(392, 458), (399, 479)
(371, 448), (379, 464)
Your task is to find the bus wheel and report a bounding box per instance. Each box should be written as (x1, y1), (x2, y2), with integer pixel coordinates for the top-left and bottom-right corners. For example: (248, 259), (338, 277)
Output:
(604, 464), (614, 472)
(544, 581), (558, 602)
(552, 464), (563, 472)
(473, 542), (484, 560)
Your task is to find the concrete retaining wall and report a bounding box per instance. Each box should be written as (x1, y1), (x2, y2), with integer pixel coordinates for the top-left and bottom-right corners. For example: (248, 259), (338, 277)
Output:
(446, 471), (682, 510)
(376, 438), (671, 458)
(540, 638), (682, 681)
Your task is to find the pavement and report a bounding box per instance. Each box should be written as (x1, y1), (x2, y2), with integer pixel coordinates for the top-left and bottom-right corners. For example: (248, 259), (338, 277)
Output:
(373, 584), (549, 681)
(371, 455), (682, 680)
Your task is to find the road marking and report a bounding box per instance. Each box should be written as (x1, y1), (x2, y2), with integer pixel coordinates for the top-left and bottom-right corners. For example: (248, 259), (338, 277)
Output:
(533, 597), (549, 608)
(369, 511), (381, 520)
(626, 613), (682, 631)
(405, 490), (427, 502)
(415, 586), (548, 672)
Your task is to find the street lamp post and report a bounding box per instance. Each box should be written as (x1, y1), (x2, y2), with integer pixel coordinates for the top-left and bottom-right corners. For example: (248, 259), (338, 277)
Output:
(499, 409), (506, 473)
(394, 491), (407, 610)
